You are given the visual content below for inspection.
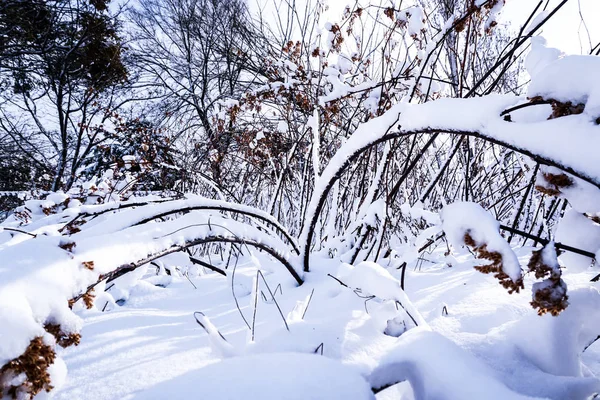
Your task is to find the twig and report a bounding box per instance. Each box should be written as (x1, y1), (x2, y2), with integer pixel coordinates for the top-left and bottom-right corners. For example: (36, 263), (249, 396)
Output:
(398, 262), (407, 291)
(257, 270), (289, 331)
(189, 256), (226, 276)
(395, 300), (419, 327)
(314, 342), (324, 355)
(327, 273), (349, 288)
(251, 273), (260, 341)
(193, 311), (229, 342)
(231, 250), (251, 330)
(302, 288), (315, 320)
(500, 224), (596, 260)
(583, 335), (600, 353)
(2, 227), (36, 237)
(184, 272), (197, 289)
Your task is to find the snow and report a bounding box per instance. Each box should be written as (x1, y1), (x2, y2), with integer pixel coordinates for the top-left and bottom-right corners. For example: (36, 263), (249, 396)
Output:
(406, 7), (425, 38)
(536, 166), (600, 214)
(337, 54), (353, 74)
(523, 38), (557, 75)
(524, 12), (550, 36)
(132, 353), (375, 400)
(400, 202), (441, 226)
(395, 93), (600, 187)
(193, 312), (238, 358)
(509, 287), (600, 378)
(482, 0), (506, 32)
(555, 209), (600, 271)
(528, 48), (600, 119)
(340, 261), (428, 327)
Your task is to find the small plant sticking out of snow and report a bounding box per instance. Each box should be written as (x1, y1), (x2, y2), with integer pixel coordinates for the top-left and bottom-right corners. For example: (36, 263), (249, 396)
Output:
(0, 337), (56, 399)
(464, 232), (524, 294)
(528, 243), (569, 316)
(58, 239), (76, 252)
(81, 261), (95, 271)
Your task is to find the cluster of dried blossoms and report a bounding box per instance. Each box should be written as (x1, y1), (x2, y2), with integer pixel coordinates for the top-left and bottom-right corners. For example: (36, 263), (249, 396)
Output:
(0, 323), (81, 399)
(463, 231), (569, 316)
(528, 244), (569, 316)
(0, 337), (56, 399)
(464, 232), (524, 294)
(535, 171), (574, 197)
(1, 226), (97, 398)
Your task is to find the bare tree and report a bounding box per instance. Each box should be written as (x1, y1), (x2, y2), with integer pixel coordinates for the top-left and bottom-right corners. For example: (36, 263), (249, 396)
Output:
(0, 0), (129, 191)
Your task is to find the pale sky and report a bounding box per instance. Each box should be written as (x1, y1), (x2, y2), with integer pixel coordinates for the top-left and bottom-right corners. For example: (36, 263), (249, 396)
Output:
(502, 0), (600, 55)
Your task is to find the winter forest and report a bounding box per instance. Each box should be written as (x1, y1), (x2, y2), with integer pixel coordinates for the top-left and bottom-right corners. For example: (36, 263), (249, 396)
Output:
(1, 0), (600, 398)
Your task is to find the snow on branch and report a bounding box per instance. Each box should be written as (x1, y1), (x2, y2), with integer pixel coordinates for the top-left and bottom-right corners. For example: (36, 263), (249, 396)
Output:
(70, 195), (300, 254)
(441, 202), (524, 293)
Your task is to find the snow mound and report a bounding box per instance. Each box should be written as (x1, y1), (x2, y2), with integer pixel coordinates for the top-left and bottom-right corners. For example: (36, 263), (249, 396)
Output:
(508, 287), (600, 378)
(132, 353), (375, 400)
(370, 327), (545, 400)
(340, 261), (428, 327)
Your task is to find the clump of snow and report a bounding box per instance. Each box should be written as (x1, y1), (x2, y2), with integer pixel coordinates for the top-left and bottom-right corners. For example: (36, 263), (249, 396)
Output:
(400, 201), (441, 226)
(527, 37), (600, 120)
(406, 7), (425, 38)
(536, 166), (600, 214)
(525, 36), (563, 78)
(441, 202), (522, 282)
(341, 261), (404, 301)
(524, 12), (550, 35)
(482, 0), (505, 33)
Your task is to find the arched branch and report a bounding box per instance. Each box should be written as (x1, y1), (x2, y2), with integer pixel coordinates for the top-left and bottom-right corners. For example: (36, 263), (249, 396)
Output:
(302, 127), (600, 272)
(71, 235), (303, 306)
(132, 205), (300, 254)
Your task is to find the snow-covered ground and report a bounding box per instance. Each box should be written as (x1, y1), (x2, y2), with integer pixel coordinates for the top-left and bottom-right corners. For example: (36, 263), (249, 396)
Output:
(48, 249), (600, 400)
